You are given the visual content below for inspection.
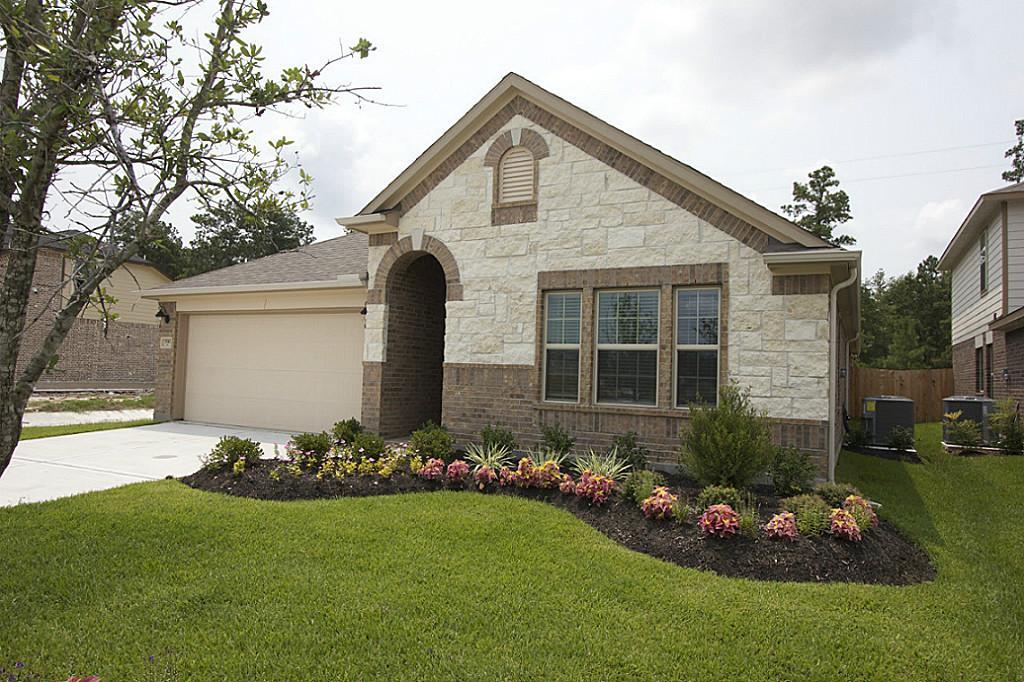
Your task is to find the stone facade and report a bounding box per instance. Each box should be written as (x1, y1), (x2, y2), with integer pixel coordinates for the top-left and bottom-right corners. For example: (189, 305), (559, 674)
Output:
(0, 247), (160, 389)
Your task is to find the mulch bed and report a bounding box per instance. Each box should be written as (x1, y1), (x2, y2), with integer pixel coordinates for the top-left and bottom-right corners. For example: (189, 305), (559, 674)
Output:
(181, 462), (935, 586)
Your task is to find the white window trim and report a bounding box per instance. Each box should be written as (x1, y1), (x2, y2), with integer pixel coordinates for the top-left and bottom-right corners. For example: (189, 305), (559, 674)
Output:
(593, 288), (660, 407)
(673, 286), (721, 409)
(542, 290), (581, 404)
(980, 227), (989, 294)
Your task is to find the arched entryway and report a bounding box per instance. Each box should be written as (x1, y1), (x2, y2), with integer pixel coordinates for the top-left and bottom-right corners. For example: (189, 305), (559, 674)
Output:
(377, 252), (447, 437)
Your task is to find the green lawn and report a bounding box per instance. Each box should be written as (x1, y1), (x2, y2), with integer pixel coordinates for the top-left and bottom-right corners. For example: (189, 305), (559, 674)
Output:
(27, 393), (155, 413)
(19, 419), (157, 440)
(0, 425), (1021, 680)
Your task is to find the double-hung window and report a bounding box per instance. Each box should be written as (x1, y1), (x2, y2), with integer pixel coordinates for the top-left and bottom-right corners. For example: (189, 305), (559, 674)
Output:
(543, 292), (581, 402)
(675, 288), (720, 406)
(595, 290), (659, 406)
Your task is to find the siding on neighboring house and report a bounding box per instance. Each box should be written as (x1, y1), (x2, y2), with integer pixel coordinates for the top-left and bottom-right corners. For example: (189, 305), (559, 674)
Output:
(951, 213), (1003, 345)
(1007, 202), (1024, 312)
(74, 260), (170, 326)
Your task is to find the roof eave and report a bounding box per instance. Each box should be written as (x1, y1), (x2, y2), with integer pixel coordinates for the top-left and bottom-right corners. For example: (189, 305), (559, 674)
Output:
(141, 274), (367, 299)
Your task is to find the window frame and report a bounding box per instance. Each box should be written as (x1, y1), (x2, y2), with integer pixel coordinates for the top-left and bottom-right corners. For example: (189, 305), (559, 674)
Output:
(975, 345), (985, 394)
(673, 286), (721, 408)
(985, 343), (994, 397)
(495, 145), (537, 208)
(979, 227), (989, 294)
(542, 290), (582, 404)
(593, 287), (661, 407)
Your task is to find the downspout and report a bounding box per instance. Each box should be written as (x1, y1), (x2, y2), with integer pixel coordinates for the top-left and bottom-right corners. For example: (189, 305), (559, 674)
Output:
(828, 266), (859, 482)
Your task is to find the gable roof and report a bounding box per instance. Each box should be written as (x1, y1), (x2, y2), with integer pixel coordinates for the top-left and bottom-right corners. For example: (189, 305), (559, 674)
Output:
(350, 73), (833, 251)
(1, 228), (161, 270)
(150, 231), (368, 292)
(938, 182), (1024, 270)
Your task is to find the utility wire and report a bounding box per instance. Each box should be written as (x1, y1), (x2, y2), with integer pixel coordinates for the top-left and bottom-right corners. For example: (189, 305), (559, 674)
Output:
(749, 163), (1007, 192)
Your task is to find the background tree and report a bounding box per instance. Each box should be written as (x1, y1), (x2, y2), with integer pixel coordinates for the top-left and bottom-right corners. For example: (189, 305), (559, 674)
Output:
(1004, 119), (1024, 184)
(182, 200), (313, 277)
(781, 165), (856, 246)
(857, 255), (951, 369)
(133, 217), (185, 279)
(0, 0), (378, 479)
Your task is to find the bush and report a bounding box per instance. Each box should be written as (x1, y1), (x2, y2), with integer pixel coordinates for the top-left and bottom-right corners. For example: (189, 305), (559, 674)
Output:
(287, 431), (333, 468)
(842, 495), (879, 532)
(202, 435), (262, 471)
(814, 482), (861, 508)
(679, 383), (774, 488)
(572, 449), (631, 481)
(464, 442), (514, 473)
(573, 471), (616, 505)
(640, 487), (678, 520)
(844, 419), (869, 449)
(697, 504), (741, 537)
(481, 424), (518, 452)
(989, 399), (1024, 455)
(695, 484), (742, 511)
(888, 426), (915, 452)
(352, 431), (386, 458)
(541, 422), (574, 455)
(829, 508), (862, 542)
(769, 446), (816, 497)
(611, 431), (649, 470)
(764, 512), (798, 540)
(672, 499), (695, 525)
(331, 418), (363, 445)
(737, 500), (759, 538)
(446, 459), (470, 482)
(418, 458), (445, 480)
(782, 493), (831, 536)
(621, 470), (667, 505)
(410, 421), (455, 459)
(944, 411), (983, 448)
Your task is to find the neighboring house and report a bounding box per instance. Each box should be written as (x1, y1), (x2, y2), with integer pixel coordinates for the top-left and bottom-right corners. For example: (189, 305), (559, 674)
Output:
(939, 181), (1024, 400)
(144, 74), (860, 479)
(0, 230), (172, 389)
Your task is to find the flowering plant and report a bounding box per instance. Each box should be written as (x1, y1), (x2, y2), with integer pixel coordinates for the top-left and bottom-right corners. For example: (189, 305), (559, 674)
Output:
(697, 504), (741, 537)
(474, 464), (497, 489)
(763, 511), (798, 540)
(531, 460), (564, 489)
(418, 458), (446, 480)
(829, 508), (863, 542)
(446, 459), (470, 482)
(558, 474), (576, 494)
(574, 470), (616, 505)
(842, 495), (878, 530)
(640, 486), (678, 520)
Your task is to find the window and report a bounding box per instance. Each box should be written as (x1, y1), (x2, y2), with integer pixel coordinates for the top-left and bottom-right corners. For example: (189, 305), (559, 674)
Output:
(986, 343), (994, 397)
(543, 292), (581, 402)
(980, 227), (988, 292)
(497, 146), (535, 204)
(976, 346), (984, 393)
(675, 288), (720, 406)
(595, 290), (659, 406)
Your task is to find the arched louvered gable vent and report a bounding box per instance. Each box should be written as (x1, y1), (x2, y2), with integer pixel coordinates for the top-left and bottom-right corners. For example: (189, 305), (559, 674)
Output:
(498, 146), (535, 204)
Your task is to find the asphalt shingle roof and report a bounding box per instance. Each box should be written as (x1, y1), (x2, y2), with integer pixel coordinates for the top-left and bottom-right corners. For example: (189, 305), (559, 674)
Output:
(157, 231), (368, 290)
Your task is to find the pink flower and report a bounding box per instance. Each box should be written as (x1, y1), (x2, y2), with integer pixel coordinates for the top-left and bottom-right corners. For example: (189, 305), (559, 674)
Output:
(418, 458), (445, 480)
(640, 486), (677, 520)
(558, 474), (576, 494)
(698, 504), (741, 537)
(829, 508), (862, 542)
(446, 459), (470, 482)
(763, 511), (798, 540)
(574, 470), (616, 505)
(474, 465), (497, 488)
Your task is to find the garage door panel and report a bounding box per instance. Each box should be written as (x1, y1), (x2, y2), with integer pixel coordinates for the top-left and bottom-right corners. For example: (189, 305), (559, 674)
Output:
(184, 312), (363, 432)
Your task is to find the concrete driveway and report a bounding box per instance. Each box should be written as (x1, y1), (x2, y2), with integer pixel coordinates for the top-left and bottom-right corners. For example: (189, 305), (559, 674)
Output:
(1, 421), (292, 507)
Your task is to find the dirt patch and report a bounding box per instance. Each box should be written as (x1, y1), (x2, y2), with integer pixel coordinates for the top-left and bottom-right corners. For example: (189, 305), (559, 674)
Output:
(182, 462), (935, 586)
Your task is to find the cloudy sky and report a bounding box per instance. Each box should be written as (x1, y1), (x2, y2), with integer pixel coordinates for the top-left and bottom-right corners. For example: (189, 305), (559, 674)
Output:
(177, 0), (1023, 278)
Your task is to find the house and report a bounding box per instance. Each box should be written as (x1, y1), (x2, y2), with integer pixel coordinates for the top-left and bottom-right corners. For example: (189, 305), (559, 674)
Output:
(938, 181), (1024, 400)
(144, 74), (861, 480)
(0, 230), (171, 389)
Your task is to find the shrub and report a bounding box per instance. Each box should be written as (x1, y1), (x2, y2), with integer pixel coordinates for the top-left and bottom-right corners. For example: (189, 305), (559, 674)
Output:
(764, 512), (798, 540)
(679, 383), (774, 488)
(202, 435), (262, 471)
(527, 448), (570, 468)
(331, 418), (363, 445)
(446, 459), (470, 482)
(944, 411), (983, 448)
(573, 470), (616, 505)
(737, 499), (759, 538)
(640, 486), (677, 520)
(474, 465), (498, 489)
(990, 399), (1024, 455)
(672, 499), (695, 525)
(769, 446), (815, 497)
(888, 426), (915, 452)
(481, 424), (518, 452)
(572, 449), (631, 481)
(352, 431), (386, 458)
(621, 470), (667, 505)
(287, 431), (333, 469)
(558, 474), (576, 494)
(541, 422), (574, 455)
(418, 458), (446, 480)
(814, 482), (861, 508)
(464, 442), (514, 473)
(782, 493), (831, 536)
(695, 484), (742, 511)
(842, 495), (879, 532)
(829, 508), (862, 542)
(611, 431), (649, 470)
(697, 504), (741, 537)
(844, 420), (869, 449)
(410, 421), (455, 459)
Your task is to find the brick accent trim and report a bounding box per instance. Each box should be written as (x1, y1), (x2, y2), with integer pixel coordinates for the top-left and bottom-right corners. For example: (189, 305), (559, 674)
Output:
(369, 234), (463, 304)
(483, 128), (550, 167)
(535, 263), (728, 412)
(492, 203), (537, 226)
(368, 232), (398, 247)
(396, 96), (774, 252)
(771, 274), (831, 295)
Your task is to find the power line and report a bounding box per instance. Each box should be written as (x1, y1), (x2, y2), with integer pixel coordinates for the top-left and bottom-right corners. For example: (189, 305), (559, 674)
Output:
(750, 163), (1007, 192)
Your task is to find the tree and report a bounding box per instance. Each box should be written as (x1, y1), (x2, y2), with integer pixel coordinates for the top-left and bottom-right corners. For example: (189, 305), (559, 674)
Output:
(782, 165), (855, 246)
(0, 0), (378, 479)
(183, 200), (313, 277)
(1004, 119), (1024, 184)
(133, 217), (185, 279)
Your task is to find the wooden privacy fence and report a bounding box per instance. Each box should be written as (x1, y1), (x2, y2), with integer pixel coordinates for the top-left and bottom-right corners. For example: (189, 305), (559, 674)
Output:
(849, 367), (954, 423)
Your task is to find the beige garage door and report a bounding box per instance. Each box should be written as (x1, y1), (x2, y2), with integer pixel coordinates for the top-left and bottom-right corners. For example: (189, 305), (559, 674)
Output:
(184, 311), (363, 432)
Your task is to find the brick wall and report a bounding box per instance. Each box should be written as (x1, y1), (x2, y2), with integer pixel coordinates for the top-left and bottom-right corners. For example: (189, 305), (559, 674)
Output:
(952, 338), (976, 396)
(154, 302), (178, 421)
